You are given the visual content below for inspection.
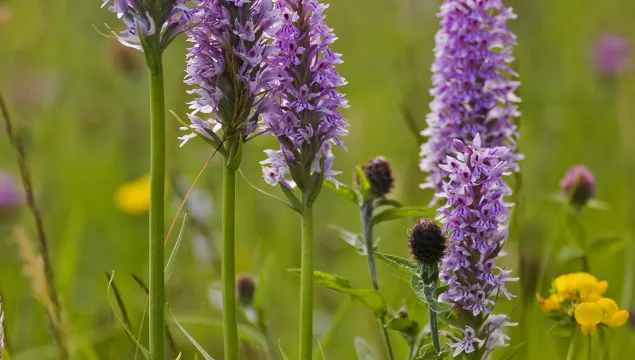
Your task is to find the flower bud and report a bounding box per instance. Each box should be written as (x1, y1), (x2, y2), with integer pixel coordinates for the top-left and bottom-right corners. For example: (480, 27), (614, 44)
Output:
(356, 156), (394, 198)
(236, 275), (256, 306)
(560, 165), (595, 208)
(409, 219), (446, 266)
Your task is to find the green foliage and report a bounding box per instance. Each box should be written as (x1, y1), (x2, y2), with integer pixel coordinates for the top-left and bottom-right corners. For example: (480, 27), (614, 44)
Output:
(288, 270), (386, 315)
(588, 236), (625, 255)
(354, 337), (379, 360)
(168, 309), (215, 360)
(331, 225), (366, 255)
(374, 252), (420, 277)
(410, 275), (452, 314)
(279, 341), (290, 360)
(556, 244), (585, 264)
(164, 212), (188, 286)
(548, 321), (575, 338)
(323, 180), (359, 205)
(356, 166), (372, 201)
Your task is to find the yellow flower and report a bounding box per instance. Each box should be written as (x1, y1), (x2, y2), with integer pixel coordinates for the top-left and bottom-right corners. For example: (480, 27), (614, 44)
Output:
(115, 175), (151, 215)
(596, 298), (630, 328)
(554, 272), (607, 302)
(537, 294), (561, 312)
(574, 302), (603, 335)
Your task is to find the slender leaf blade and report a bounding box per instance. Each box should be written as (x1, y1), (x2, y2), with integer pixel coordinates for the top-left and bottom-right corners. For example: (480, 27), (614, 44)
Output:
(165, 213), (188, 285)
(169, 309), (215, 360)
(372, 207), (436, 226)
(323, 180), (359, 205)
(354, 337), (379, 360)
(374, 252), (420, 276)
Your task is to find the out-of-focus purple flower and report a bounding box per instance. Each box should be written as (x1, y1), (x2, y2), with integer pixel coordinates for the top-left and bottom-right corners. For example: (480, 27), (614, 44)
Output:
(101, 0), (197, 51)
(593, 33), (631, 76)
(260, 0), (349, 190)
(445, 325), (484, 357)
(420, 0), (521, 196)
(437, 135), (518, 354)
(179, 0), (279, 147)
(0, 171), (22, 211)
(560, 165), (595, 208)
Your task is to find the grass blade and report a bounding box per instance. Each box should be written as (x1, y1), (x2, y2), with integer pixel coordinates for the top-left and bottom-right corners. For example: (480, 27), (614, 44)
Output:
(165, 213), (189, 286)
(168, 309), (215, 360)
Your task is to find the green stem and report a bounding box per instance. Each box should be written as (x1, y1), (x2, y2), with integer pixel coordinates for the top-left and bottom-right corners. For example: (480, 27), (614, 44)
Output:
(361, 201), (395, 360)
(587, 334), (592, 360)
(566, 332), (578, 360)
(149, 54), (166, 360)
(299, 204), (314, 360)
(429, 306), (441, 354)
(222, 162), (239, 360)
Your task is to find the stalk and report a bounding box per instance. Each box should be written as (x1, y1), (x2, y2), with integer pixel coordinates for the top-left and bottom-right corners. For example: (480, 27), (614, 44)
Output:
(222, 156), (239, 360)
(299, 202), (314, 360)
(360, 201), (395, 360)
(566, 331), (578, 360)
(148, 54), (166, 360)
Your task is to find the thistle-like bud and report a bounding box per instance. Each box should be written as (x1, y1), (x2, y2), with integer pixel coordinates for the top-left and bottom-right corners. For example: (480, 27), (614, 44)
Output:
(357, 156), (394, 198)
(560, 165), (595, 208)
(408, 219), (446, 266)
(236, 275), (256, 306)
(397, 309), (408, 319)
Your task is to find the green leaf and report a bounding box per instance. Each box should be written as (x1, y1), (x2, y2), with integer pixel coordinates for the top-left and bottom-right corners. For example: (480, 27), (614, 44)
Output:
(432, 284), (450, 298)
(354, 337), (379, 360)
(165, 212), (188, 286)
(587, 199), (609, 210)
(356, 166), (372, 201)
(374, 252), (420, 277)
(106, 272), (151, 360)
(588, 236), (625, 255)
(375, 198), (403, 208)
(556, 244), (584, 264)
(175, 353), (182, 360)
(416, 343), (437, 360)
(411, 275), (452, 314)
(288, 269), (351, 289)
(331, 225), (365, 255)
(279, 341), (290, 360)
(372, 207), (436, 226)
(288, 270), (386, 315)
(501, 342), (526, 360)
(169, 309), (215, 360)
(548, 321), (575, 338)
(323, 180), (359, 205)
(170, 315), (269, 350)
(565, 210), (586, 248)
(238, 169), (300, 214)
(385, 317), (419, 337)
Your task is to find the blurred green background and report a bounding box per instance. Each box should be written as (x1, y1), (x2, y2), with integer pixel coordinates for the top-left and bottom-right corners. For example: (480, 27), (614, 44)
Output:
(1, 0), (635, 359)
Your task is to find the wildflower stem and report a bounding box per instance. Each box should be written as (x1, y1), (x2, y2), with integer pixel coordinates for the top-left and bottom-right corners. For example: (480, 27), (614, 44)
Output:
(566, 331), (578, 360)
(222, 161), (239, 360)
(300, 201), (314, 360)
(148, 54), (166, 360)
(360, 200), (395, 360)
(587, 334), (592, 360)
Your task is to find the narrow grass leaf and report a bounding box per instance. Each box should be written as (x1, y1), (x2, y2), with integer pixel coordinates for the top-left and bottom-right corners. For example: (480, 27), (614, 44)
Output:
(354, 337), (378, 360)
(165, 213), (188, 286)
(372, 207), (436, 226)
(501, 342), (526, 359)
(168, 309), (215, 360)
(106, 271), (150, 359)
(278, 341), (289, 360)
(239, 169), (300, 213)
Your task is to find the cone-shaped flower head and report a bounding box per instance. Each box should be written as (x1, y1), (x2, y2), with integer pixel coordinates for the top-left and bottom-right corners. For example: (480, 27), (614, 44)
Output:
(437, 135), (518, 355)
(179, 0), (279, 147)
(560, 165), (595, 209)
(409, 219), (446, 266)
(357, 156), (394, 198)
(420, 0), (521, 196)
(102, 0), (197, 51)
(260, 0), (349, 190)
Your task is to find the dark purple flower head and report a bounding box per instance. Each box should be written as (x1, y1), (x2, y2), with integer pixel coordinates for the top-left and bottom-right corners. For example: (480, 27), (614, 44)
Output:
(420, 0), (521, 196)
(357, 156), (394, 198)
(560, 165), (595, 208)
(179, 0), (279, 145)
(260, 0), (349, 189)
(102, 0), (197, 51)
(593, 33), (631, 76)
(409, 219), (446, 265)
(0, 171), (21, 210)
(437, 135), (517, 355)
(236, 274), (257, 306)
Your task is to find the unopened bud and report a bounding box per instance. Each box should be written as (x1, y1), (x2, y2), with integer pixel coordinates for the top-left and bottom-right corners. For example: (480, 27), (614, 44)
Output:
(236, 275), (256, 306)
(356, 156), (394, 198)
(409, 219), (446, 265)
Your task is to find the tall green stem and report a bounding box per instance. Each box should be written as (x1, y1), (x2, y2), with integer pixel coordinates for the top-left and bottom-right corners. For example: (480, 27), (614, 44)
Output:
(222, 160), (239, 360)
(566, 331), (578, 360)
(361, 201), (395, 360)
(428, 306), (441, 354)
(149, 54), (166, 360)
(299, 203), (314, 360)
